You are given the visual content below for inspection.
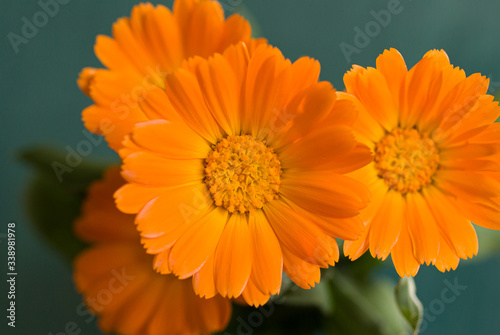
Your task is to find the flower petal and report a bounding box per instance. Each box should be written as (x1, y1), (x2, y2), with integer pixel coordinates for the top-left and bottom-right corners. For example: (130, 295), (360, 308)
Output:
(280, 170), (369, 218)
(131, 119), (211, 159)
(391, 222), (420, 277)
(279, 125), (358, 171)
(114, 183), (169, 214)
(369, 190), (404, 260)
(405, 191), (440, 264)
(423, 186), (478, 259)
(169, 207), (229, 279)
(241, 276), (271, 307)
(122, 152), (204, 186)
(135, 183), (213, 237)
(375, 48), (407, 111)
(214, 214), (252, 298)
(264, 199), (334, 267)
(248, 210), (282, 296)
(165, 67), (223, 143)
(281, 246), (320, 289)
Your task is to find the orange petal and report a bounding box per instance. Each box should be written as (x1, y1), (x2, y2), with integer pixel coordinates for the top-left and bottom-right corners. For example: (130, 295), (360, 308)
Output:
(375, 48), (407, 111)
(281, 246), (320, 289)
(272, 81), (337, 148)
(75, 167), (138, 243)
(280, 170), (369, 218)
(343, 221), (371, 261)
(141, 4), (183, 71)
(122, 152), (203, 186)
(423, 186), (478, 259)
(349, 164), (389, 222)
(264, 199), (334, 267)
(243, 45), (290, 139)
(287, 200), (364, 241)
(405, 192), (440, 264)
(192, 252), (217, 299)
(345, 67), (398, 132)
(401, 54), (448, 129)
(434, 236), (460, 272)
(369, 190), (404, 260)
(94, 35), (144, 76)
(241, 277), (271, 307)
(135, 183), (213, 237)
(440, 142), (500, 161)
(434, 170), (500, 200)
(221, 42), (251, 86)
(279, 125), (358, 170)
(131, 119), (211, 159)
(111, 17), (157, 74)
(441, 96), (500, 145)
(181, 0), (225, 58)
(391, 222), (420, 277)
(220, 14), (252, 50)
(454, 196), (500, 230)
(165, 67), (223, 143)
(77, 67), (98, 97)
(214, 214), (252, 298)
(138, 85), (184, 122)
(248, 210), (282, 296)
(169, 207), (228, 279)
(114, 183), (169, 214)
(191, 53), (241, 135)
(432, 74), (489, 141)
(110, 273), (166, 335)
(287, 56), (321, 100)
(337, 92), (385, 144)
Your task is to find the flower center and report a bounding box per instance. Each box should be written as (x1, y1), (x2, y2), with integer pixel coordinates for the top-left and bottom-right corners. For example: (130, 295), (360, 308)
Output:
(374, 128), (439, 194)
(204, 135), (282, 213)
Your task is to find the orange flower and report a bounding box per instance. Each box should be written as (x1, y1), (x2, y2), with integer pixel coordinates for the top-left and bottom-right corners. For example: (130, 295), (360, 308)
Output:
(73, 167), (231, 335)
(341, 48), (500, 277)
(114, 41), (372, 306)
(78, 0), (254, 151)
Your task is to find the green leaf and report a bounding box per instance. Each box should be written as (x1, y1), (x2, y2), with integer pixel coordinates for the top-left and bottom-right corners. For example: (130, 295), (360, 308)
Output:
(19, 146), (111, 186)
(20, 146), (115, 261)
(394, 277), (423, 335)
(326, 270), (409, 335)
(25, 173), (89, 261)
(474, 225), (500, 261)
(279, 274), (334, 315)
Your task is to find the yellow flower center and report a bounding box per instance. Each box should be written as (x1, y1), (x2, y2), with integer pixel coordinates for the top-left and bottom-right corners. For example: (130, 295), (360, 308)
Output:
(204, 135), (282, 213)
(374, 128), (439, 194)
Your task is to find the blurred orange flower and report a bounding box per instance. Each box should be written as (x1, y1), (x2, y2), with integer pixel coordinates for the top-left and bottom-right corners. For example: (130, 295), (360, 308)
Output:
(341, 48), (500, 277)
(78, 0), (254, 151)
(114, 42), (372, 306)
(73, 167), (231, 335)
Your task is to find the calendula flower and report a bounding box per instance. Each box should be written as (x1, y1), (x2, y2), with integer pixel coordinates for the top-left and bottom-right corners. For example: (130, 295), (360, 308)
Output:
(341, 48), (500, 277)
(78, 0), (253, 151)
(114, 42), (373, 306)
(73, 167), (231, 335)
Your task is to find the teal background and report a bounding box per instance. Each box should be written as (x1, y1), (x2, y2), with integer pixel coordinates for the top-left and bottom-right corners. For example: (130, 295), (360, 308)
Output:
(1, 0), (500, 334)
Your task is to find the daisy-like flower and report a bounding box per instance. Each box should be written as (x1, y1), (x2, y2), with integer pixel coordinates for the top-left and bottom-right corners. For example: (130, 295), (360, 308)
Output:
(77, 0), (254, 151)
(73, 167), (232, 335)
(341, 48), (500, 277)
(114, 42), (373, 306)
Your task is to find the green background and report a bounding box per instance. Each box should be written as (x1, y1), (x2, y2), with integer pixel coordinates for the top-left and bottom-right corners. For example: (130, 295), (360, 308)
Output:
(1, 0), (500, 334)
